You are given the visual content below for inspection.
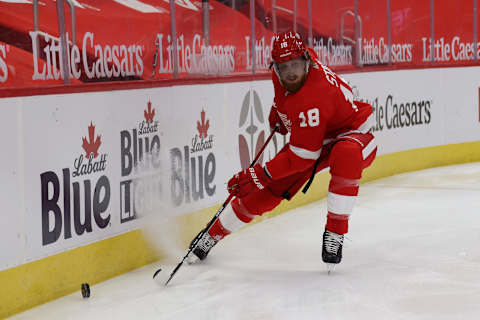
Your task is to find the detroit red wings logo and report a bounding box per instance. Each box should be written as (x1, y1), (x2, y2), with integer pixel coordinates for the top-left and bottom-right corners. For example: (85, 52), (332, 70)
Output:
(82, 122), (101, 159)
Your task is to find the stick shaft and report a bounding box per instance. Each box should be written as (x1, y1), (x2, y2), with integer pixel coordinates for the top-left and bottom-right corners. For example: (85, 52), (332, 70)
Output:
(165, 128), (277, 285)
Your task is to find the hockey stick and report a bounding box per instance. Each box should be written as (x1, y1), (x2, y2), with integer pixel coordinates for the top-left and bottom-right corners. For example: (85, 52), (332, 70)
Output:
(162, 127), (278, 286)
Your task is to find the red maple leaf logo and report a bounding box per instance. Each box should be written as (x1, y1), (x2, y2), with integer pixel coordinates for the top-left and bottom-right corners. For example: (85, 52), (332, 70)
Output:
(197, 109), (209, 138)
(82, 122), (101, 159)
(144, 101), (155, 124)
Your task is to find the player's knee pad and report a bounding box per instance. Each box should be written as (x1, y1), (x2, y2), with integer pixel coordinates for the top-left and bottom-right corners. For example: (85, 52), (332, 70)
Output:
(328, 141), (362, 195)
(329, 140), (363, 179)
(238, 188), (283, 217)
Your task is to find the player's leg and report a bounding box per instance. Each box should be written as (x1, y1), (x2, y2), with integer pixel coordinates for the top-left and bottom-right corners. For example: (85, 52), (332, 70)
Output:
(323, 133), (377, 264)
(189, 187), (283, 262)
(189, 142), (312, 263)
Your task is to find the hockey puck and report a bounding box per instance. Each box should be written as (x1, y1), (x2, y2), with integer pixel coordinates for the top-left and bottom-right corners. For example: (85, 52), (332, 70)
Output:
(81, 283), (90, 298)
(152, 268), (162, 279)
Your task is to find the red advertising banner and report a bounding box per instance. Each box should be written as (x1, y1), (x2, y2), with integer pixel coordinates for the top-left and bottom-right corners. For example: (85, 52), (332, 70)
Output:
(0, 0), (479, 90)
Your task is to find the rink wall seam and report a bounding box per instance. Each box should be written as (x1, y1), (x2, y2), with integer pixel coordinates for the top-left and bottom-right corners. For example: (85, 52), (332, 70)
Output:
(1, 140), (480, 319)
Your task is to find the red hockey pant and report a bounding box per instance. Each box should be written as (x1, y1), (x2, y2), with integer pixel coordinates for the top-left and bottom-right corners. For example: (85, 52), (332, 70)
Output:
(209, 133), (377, 239)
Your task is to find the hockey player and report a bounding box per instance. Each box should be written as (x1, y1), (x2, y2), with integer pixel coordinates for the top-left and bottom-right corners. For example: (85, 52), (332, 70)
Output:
(188, 31), (377, 268)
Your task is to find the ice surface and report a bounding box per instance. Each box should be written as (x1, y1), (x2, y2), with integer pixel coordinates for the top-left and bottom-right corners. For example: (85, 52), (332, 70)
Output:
(9, 162), (480, 320)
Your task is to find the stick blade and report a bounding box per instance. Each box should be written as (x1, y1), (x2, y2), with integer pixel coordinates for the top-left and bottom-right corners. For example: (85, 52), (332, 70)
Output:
(152, 268), (162, 279)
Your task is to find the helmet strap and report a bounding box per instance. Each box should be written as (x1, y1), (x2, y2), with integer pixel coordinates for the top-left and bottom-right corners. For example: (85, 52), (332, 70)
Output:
(273, 63), (283, 85)
(304, 51), (311, 74)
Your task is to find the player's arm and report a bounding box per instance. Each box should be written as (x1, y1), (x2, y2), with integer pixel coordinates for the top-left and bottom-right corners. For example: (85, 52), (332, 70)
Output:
(227, 112), (324, 197)
(265, 107), (326, 180)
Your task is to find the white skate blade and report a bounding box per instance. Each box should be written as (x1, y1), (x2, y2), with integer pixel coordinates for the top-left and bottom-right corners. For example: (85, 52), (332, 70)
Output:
(186, 252), (200, 265)
(326, 263), (336, 275)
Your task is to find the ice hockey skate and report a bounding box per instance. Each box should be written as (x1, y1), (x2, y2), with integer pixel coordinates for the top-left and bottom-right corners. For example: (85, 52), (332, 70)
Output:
(187, 229), (218, 264)
(322, 229), (344, 273)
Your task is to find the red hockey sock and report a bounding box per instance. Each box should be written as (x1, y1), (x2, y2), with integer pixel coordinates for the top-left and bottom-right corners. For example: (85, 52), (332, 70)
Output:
(207, 198), (256, 241)
(207, 218), (231, 241)
(325, 212), (349, 235)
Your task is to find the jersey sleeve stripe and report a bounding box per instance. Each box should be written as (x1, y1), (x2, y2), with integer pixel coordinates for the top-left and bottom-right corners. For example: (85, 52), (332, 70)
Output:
(289, 144), (322, 160)
(362, 137), (377, 160)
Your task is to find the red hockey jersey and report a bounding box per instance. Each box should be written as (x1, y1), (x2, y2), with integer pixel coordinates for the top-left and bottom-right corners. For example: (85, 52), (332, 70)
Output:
(265, 58), (374, 180)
